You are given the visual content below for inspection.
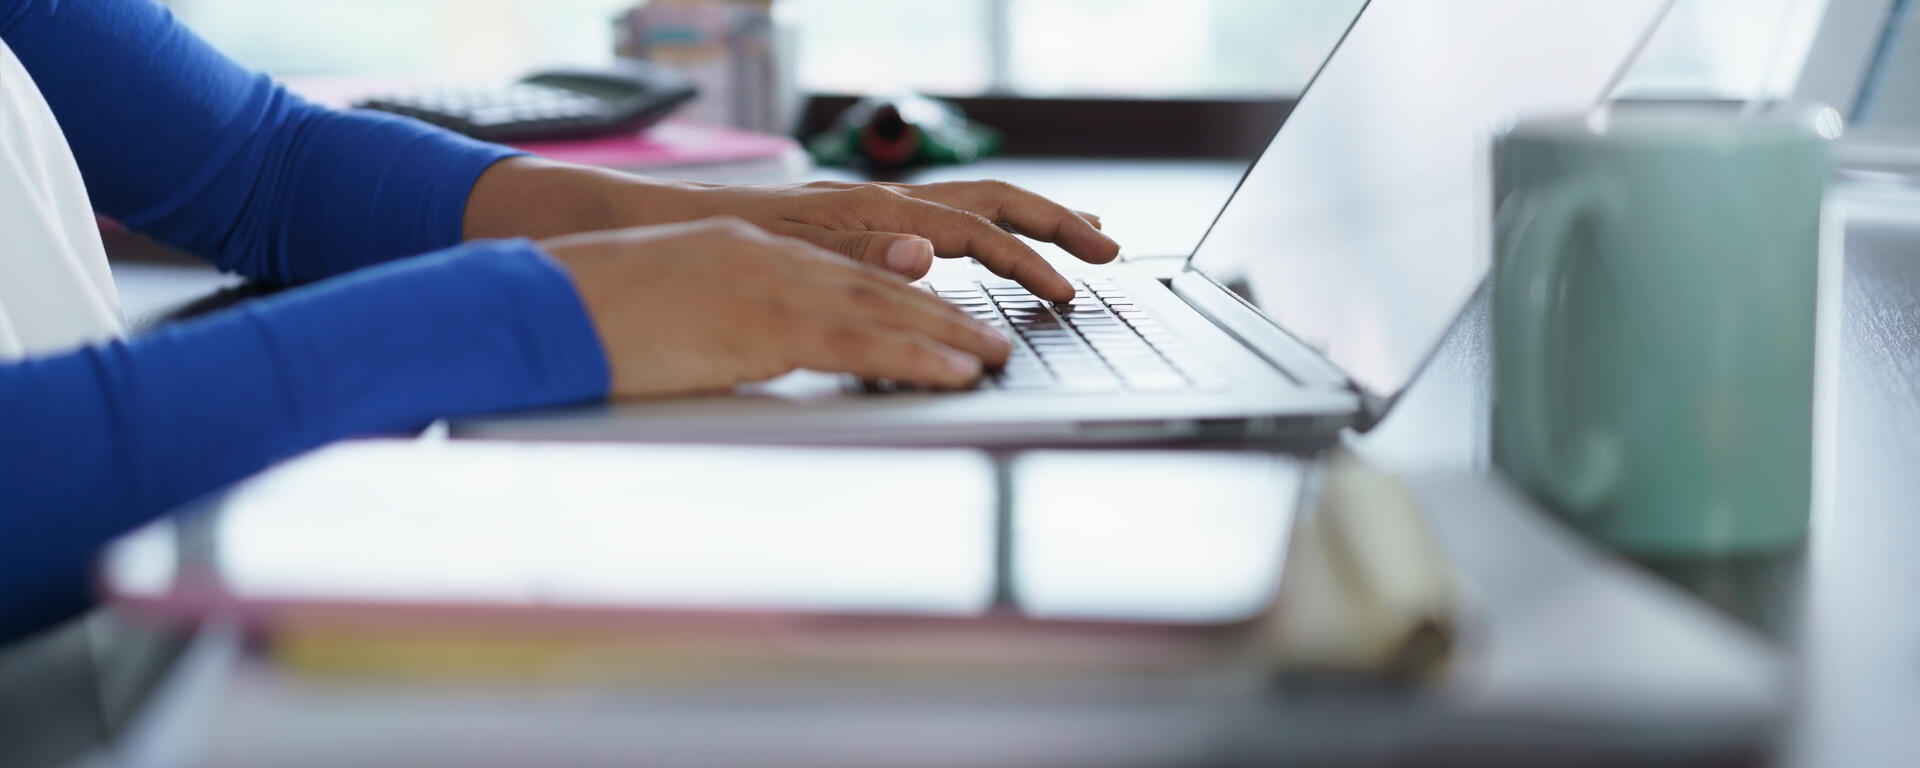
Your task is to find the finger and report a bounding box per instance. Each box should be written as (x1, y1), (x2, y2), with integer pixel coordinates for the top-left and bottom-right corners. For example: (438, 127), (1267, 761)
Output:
(790, 272), (1012, 366)
(899, 181), (1121, 266)
(791, 323), (985, 389)
(858, 194), (1078, 302)
(766, 222), (936, 280)
(755, 233), (1013, 364)
(1075, 210), (1104, 230)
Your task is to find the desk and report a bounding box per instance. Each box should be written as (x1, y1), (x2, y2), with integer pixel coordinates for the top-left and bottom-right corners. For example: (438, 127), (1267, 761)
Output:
(12, 159), (1920, 767)
(1347, 179), (1920, 767)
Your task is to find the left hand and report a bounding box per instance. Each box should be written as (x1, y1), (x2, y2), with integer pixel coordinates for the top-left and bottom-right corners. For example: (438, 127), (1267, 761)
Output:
(465, 158), (1122, 302)
(656, 180), (1120, 302)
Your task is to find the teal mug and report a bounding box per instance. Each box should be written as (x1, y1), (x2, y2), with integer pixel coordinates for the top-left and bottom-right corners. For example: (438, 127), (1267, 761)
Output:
(1491, 108), (1831, 557)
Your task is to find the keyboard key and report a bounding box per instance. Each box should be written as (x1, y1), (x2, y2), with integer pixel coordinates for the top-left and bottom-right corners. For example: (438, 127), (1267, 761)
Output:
(1052, 370), (1113, 384)
(1044, 362), (1106, 376)
(1088, 334), (1152, 348)
(1053, 355), (1111, 367)
(1103, 354), (1169, 370)
(1052, 363), (1119, 378)
(890, 279), (1199, 395)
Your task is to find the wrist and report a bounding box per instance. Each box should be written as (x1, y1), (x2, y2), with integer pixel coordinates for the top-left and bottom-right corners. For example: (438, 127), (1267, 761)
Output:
(464, 156), (704, 240)
(610, 175), (713, 229)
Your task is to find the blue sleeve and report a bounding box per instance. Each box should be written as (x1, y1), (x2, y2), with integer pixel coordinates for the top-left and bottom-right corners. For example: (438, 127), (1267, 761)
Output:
(0, 241), (611, 641)
(0, 0), (522, 283)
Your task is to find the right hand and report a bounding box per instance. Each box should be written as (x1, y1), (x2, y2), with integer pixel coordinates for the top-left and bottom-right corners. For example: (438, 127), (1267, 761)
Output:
(540, 217), (1013, 398)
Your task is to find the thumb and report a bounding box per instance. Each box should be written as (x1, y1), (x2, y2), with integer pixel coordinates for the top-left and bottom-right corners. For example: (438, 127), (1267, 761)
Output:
(812, 229), (937, 279)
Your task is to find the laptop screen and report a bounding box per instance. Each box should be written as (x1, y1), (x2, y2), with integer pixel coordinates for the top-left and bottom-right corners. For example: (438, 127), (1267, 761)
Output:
(1186, 0), (1671, 399)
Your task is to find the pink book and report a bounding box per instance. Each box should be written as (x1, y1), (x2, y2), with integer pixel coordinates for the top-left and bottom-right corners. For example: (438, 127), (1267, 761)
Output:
(511, 119), (799, 170)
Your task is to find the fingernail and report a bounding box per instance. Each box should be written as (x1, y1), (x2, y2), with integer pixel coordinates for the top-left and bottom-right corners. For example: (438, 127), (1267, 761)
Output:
(944, 349), (982, 378)
(886, 238), (934, 274)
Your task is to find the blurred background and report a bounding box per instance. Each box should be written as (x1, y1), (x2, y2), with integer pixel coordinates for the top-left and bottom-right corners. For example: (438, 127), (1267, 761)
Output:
(167, 0), (1830, 119)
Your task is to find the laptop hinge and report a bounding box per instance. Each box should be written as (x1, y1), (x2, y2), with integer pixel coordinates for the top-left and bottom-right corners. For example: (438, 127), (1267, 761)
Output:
(1169, 270), (1355, 394)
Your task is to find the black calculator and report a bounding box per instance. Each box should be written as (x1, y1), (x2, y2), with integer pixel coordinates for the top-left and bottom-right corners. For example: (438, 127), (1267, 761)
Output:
(355, 60), (699, 143)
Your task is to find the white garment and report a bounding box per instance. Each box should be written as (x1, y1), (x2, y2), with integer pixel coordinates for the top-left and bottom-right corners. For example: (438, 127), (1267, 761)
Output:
(0, 38), (123, 362)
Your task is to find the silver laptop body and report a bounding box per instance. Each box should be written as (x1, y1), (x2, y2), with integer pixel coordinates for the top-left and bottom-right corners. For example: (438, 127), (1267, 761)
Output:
(456, 0), (1673, 447)
(1795, 0), (1920, 173)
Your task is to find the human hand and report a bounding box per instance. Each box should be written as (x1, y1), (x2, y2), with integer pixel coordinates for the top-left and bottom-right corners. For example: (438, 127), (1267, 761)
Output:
(540, 218), (1012, 398)
(657, 179), (1120, 302)
(466, 159), (1119, 302)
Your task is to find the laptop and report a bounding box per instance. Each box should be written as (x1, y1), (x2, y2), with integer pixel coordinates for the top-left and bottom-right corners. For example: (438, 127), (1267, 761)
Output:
(457, 0), (1675, 447)
(1794, 0), (1920, 172)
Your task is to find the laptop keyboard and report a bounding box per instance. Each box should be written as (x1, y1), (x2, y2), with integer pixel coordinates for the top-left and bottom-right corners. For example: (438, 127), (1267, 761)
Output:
(913, 278), (1229, 393)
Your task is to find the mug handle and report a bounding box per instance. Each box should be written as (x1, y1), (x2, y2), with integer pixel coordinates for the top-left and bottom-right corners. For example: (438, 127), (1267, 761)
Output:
(1494, 180), (1623, 515)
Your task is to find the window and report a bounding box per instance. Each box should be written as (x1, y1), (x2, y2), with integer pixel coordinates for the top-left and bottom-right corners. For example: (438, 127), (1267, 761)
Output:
(172, 0), (1830, 99)
(1618, 0), (1832, 99)
(168, 0), (635, 79)
(790, 0), (1363, 97)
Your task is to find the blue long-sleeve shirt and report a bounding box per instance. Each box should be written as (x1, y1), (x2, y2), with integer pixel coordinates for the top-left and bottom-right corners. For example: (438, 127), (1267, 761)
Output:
(0, 0), (612, 640)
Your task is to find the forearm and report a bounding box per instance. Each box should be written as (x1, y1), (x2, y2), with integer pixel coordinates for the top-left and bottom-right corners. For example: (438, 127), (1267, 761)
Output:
(0, 240), (607, 640)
